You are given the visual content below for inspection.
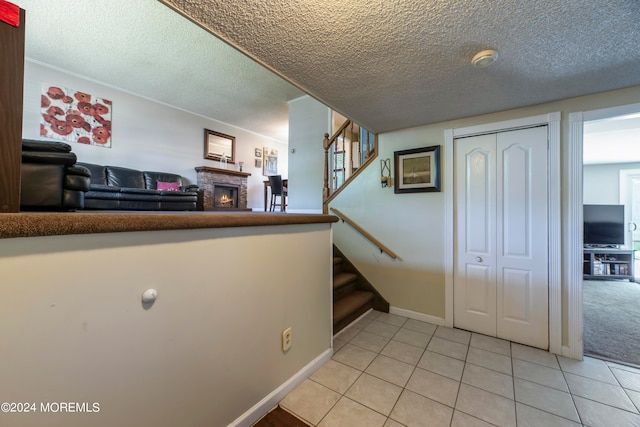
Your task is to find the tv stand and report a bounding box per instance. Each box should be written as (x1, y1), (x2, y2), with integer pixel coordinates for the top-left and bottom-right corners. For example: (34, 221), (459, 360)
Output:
(583, 248), (635, 281)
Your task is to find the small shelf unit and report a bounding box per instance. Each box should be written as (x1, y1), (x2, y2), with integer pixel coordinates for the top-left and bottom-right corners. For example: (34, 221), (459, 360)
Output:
(583, 248), (635, 281)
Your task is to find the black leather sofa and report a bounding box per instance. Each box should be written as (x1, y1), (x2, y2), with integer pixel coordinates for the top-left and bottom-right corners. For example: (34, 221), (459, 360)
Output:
(77, 162), (198, 211)
(21, 139), (91, 211)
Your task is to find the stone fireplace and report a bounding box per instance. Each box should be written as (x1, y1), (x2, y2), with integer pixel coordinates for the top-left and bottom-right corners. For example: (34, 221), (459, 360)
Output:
(195, 166), (251, 211)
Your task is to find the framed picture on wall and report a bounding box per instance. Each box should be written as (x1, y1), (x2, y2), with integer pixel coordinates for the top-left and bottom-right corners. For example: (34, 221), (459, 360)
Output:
(255, 148), (262, 158)
(255, 158), (262, 168)
(394, 145), (441, 193)
(263, 147), (278, 175)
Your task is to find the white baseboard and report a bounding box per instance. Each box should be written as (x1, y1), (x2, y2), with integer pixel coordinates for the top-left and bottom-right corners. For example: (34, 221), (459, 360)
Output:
(227, 348), (333, 427)
(389, 306), (445, 326)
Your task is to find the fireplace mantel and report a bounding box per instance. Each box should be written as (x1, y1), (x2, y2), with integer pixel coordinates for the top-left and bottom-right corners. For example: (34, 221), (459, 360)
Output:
(195, 166), (251, 178)
(195, 166), (251, 211)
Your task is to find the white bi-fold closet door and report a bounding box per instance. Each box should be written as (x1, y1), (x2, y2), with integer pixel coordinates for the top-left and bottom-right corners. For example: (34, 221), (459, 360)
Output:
(454, 126), (549, 349)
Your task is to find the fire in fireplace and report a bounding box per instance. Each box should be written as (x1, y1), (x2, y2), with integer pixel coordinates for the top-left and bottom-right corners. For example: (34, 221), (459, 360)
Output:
(213, 184), (239, 208)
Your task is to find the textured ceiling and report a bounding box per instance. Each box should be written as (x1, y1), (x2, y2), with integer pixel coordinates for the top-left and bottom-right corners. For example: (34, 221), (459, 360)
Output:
(14, 0), (640, 143)
(15, 0), (303, 142)
(160, 0), (640, 134)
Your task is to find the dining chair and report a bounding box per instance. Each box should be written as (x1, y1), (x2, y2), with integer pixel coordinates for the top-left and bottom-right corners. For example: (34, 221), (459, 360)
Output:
(268, 175), (287, 212)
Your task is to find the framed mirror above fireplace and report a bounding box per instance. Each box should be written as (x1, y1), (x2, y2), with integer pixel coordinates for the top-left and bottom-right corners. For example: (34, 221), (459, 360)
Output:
(204, 129), (236, 164)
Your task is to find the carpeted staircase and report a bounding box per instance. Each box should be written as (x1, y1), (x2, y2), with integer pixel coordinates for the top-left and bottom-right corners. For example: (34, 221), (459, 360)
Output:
(333, 245), (389, 334)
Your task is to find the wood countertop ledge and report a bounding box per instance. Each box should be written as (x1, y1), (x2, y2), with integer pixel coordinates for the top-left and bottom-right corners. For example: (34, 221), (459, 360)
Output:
(0, 212), (339, 239)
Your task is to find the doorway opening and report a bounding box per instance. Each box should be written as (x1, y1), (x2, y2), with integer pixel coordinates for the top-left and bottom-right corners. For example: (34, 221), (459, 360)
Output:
(582, 110), (640, 367)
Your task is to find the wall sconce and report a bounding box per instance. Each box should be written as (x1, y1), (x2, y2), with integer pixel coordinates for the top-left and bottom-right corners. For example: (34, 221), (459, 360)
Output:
(380, 158), (392, 188)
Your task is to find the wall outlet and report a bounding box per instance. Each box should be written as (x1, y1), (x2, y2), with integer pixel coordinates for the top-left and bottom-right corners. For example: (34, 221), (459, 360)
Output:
(282, 327), (292, 352)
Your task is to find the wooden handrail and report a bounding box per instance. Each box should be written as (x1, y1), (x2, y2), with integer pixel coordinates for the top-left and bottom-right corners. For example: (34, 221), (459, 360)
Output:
(323, 119), (352, 213)
(330, 207), (398, 260)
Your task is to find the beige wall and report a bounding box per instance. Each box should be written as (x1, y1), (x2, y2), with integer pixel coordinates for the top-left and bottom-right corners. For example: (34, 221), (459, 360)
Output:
(330, 85), (640, 325)
(0, 224), (332, 426)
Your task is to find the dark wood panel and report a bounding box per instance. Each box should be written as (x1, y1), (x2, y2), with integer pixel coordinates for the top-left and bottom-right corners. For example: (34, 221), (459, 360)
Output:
(253, 406), (311, 427)
(0, 9), (25, 213)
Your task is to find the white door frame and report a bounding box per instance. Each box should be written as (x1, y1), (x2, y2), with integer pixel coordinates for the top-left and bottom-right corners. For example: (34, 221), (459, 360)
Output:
(444, 112), (562, 355)
(567, 102), (640, 360)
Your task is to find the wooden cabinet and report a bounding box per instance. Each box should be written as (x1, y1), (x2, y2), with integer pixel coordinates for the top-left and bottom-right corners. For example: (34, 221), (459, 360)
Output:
(583, 248), (635, 281)
(0, 8), (25, 213)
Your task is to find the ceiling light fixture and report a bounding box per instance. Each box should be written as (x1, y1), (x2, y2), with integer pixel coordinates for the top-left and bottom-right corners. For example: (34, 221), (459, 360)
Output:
(472, 49), (499, 68)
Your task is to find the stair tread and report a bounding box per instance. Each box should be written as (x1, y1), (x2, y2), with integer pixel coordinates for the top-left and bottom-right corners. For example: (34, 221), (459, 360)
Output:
(333, 271), (358, 289)
(333, 290), (374, 323)
(333, 257), (342, 265)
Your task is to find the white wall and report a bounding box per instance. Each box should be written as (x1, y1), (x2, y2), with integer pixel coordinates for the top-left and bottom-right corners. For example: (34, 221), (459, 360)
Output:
(583, 162), (640, 204)
(287, 96), (331, 213)
(0, 224), (332, 427)
(22, 60), (288, 211)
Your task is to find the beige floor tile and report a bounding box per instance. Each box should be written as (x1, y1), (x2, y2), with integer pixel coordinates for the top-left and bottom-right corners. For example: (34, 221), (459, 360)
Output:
(375, 312), (408, 327)
(345, 373), (403, 416)
(451, 410), (495, 427)
(418, 350), (465, 381)
(467, 346), (512, 375)
(626, 388), (640, 411)
(383, 419), (404, 427)
(392, 328), (432, 349)
(350, 330), (391, 353)
(434, 326), (472, 345)
(427, 336), (469, 361)
(381, 340), (425, 366)
(317, 397), (387, 427)
(389, 390), (453, 427)
(350, 315), (375, 330)
(558, 355), (618, 384)
(470, 333), (511, 356)
(333, 338), (347, 353)
(365, 354), (415, 388)
(405, 367), (460, 407)
(511, 342), (560, 369)
(365, 310), (381, 320)
(310, 359), (362, 394)
(280, 379), (341, 425)
(611, 367), (640, 392)
(462, 363), (514, 399)
(515, 403), (582, 427)
(513, 358), (569, 392)
(403, 319), (437, 335)
(574, 395), (640, 427)
(513, 378), (580, 422)
(364, 320), (402, 339)
(333, 343), (377, 371)
(455, 384), (516, 427)
(565, 372), (637, 412)
(335, 326), (361, 342)
(607, 361), (640, 375)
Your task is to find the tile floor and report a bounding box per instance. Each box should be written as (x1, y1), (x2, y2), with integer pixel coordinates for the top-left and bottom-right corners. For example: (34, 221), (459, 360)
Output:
(279, 310), (640, 427)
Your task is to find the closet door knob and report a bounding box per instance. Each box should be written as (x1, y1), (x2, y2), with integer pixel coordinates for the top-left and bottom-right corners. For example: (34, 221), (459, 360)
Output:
(476, 256), (483, 262)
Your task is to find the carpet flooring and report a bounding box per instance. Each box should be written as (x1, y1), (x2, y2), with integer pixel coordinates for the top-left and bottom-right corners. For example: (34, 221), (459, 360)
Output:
(583, 279), (640, 366)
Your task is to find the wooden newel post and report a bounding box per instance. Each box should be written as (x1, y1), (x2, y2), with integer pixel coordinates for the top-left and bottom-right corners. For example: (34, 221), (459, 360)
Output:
(0, 8), (26, 213)
(322, 133), (330, 214)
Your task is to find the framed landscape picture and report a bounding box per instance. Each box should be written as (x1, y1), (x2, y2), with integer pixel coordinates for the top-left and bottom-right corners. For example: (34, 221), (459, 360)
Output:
(394, 145), (441, 193)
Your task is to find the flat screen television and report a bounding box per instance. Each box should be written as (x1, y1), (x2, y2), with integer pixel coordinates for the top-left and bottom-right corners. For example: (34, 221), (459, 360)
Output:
(583, 204), (625, 247)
